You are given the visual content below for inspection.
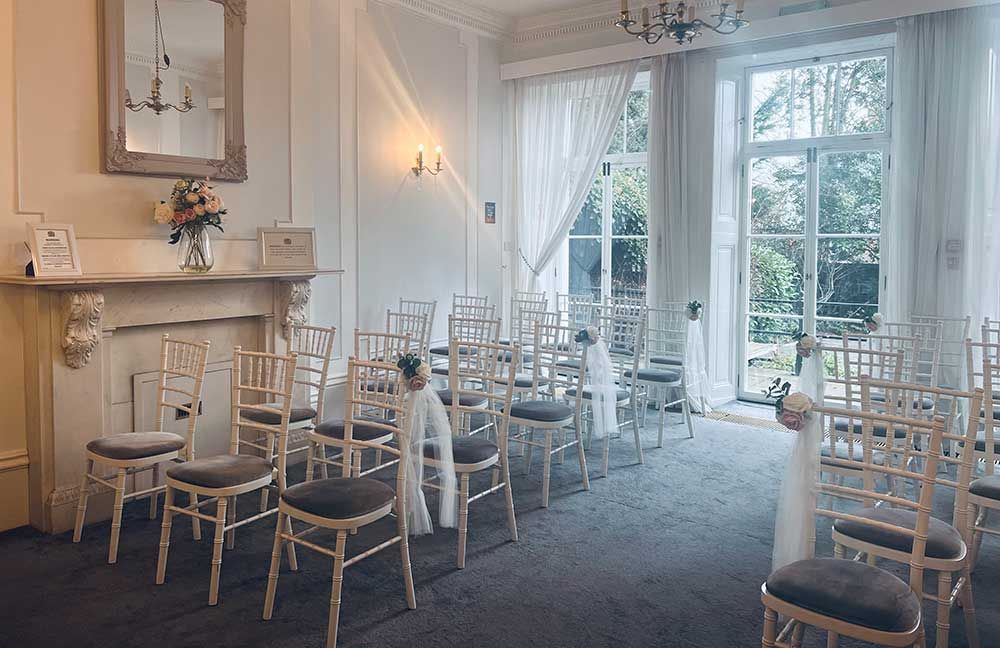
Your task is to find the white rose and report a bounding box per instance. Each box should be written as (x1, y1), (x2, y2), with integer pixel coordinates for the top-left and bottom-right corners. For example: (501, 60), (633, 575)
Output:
(153, 201), (174, 224)
(781, 392), (813, 414)
(798, 334), (816, 350)
(205, 198), (221, 214)
(872, 313), (884, 326)
(416, 362), (432, 381)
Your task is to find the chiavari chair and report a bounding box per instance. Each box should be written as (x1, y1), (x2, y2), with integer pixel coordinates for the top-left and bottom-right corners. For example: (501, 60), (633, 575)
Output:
(631, 306), (696, 445)
(967, 339), (1000, 568)
(983, 318), (1000, 346)
(761, 394), (948, 648)
(434, 316), (501, 438)
(831, 377), (984, 648)
(426, 339), (519, 568)
(510, 320), (590, 507)
(430, 314), (501, 380)
(503, 296), (548, 351)
(73, 334), (211, 563)
(306, 331), (412, 482)
(513, 289), (546, 303)
(430, 299), (497, 364)
(398, 298), (437, 354)
(156, 347), (298, 605)
(881, 321), (944, 388)
(558, 292), (601, 329)
(263, 358), (417, 648)
(387, 309), (431, 357)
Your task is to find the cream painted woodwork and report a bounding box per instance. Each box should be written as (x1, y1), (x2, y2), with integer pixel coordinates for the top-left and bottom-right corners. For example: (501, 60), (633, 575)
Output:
(0, 271), (338, 534)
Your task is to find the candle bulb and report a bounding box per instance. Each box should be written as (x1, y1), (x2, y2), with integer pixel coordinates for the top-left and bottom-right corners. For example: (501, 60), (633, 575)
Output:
(434, 145), (442, 165)
(736, 0), (745, 11)
(641, 6), (650, 26)
(688, 5), (695, 21)
(184, 82), (192, 102)
(621, 0), (628, 13)
(151, 76), (157, 96)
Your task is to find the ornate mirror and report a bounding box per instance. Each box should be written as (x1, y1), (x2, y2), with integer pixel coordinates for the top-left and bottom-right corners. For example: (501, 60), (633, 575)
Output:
(100, 0), (247, 181)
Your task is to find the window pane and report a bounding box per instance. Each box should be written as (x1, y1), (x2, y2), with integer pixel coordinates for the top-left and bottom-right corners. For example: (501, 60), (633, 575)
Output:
(570, 175), (603, 236)
(749, 238), (804, 316)
(569, 238), (601, 299)
(836, 57), (887, 135)
(611, 237), (647, 297)
(816, 238), (880, 320)
(750, 155), (806, 234)
(747, 315), (803, 397)
(626, 89), (649, 153)
(612, 166), (648, 236)
(607, 113), (624, 155)
(792, 64), (834, 139)
(751, 68), (792, 142)
(819, 151), (882, 234)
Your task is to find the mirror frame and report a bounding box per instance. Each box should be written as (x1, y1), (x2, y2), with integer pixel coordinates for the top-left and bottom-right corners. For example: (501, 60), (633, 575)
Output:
(99, 0), (247, 182)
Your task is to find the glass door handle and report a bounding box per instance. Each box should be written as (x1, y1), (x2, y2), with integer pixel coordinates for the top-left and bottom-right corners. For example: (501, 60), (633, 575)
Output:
(804, 273), (813, 280)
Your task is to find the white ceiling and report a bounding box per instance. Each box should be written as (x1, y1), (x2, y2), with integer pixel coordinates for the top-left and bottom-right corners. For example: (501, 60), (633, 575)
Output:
(460, 0), (598, 19)
(125, 0), (224, 72)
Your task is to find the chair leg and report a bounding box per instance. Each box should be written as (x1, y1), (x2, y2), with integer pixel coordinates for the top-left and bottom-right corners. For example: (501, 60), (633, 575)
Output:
(108, 468), (127, 564)
(935, 571), (952, 648)
(826, 632), (839, 647)
(263, 511), (286, 621)
(259, 488), (269, 513)
(225, 496), (236, 550)
(602, 425), (611, 479)
(631, 400), (643, 465)
(190, 493), (202, 541)
(319, 443), (329, 479)
(970, 506), (986, 571)
(149, 463), (160, 519)
(761, 606), (778, 647)
(657, 395), (665, 448)
(541, 431), (553, 508)
(72, 459), (93, 543)
(155, 486), (174, 585)
(501, 452), (518, 543)
(208, 497), (228, 606)
(557, 428), (566, 465)
(306, 443), (316, 482)
(683, 396), (694, 439)
(525, 430), (535, 475)
(574, 417), (590, 493)
(397, 508), (416, 610)
(456, 473), (471, 569)
(960, 565), (980, 648)
(327, 530), (348, 648)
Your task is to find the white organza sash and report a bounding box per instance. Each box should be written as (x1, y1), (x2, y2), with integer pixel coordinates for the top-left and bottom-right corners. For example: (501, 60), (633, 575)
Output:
(585, 339), (618, 439)
(684, 319), (712, 414)
(770, 351), (825, 572)
(404, 387), (457, 536)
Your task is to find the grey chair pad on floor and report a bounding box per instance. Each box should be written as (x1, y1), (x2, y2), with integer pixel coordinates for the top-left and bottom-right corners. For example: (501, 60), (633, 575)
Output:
(86, 432), (186, 460)
(242, 405), (316, 425)
(833, 508), (964, 559)
(167, 455), (273, 489)
(424, 436), (498, 466)
(623, 367), (681, 383)
(508, 400), (574, 422)
(971, 474), (1000, 500)
(766, 558), (921, 633)
(282, 478), (394, 519)
(314, 417), (395, 441)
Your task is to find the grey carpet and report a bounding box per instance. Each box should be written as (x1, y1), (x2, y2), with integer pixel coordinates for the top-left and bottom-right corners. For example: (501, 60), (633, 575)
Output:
(0, 417), (997, 647)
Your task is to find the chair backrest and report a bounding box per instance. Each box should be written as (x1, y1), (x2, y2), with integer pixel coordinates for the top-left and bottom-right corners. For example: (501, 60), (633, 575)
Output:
(612, 286), (646, 303)
(513, 290), (546, 304)
(156, 334), (212, 460)
(966, 339), (1000, 475)
(912, 314), (971, 389)
(646, 307), (688, 365)
(354, 329), (412, 363)
(604, 294), (645, 321)
(509, 298), (549, 346)
(231, 347), (298, 484)
(342, 358), (414, 514)
(860, 378), (985, 534)
(559, 293), (601, 329)
(812, 393), (946, 599)
(842, 331), (920, 384)
(530, 321), (588, 417)
(982, 318), (1000, 345)
(452, 294), (492, 319)
(449, 315), (501, 348)
(447, 340), (519, 441)
(398, 298), (437, 352)
(880, 321), (943, 387)
(822, 344), (904, 409)
(387, 309), (430, 358)
(287, 324), (336, 424)
(598, 308), (646, 379)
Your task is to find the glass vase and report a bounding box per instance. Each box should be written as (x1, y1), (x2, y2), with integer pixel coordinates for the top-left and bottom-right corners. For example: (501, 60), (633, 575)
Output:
(177, 223), (215, 273)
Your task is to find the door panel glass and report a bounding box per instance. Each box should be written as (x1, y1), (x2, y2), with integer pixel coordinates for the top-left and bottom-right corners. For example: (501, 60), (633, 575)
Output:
(819, 151), (882, 234)
(570, 175), (603, 236)
(749, 238), (804, 316)
(612, 166), (648, 236)
(750, 155), (807, 234)
(816, 238), (880, 321)
(611, 237), (647, 297)
(746, 315), (803, 396)
(569, 238), (601, 300)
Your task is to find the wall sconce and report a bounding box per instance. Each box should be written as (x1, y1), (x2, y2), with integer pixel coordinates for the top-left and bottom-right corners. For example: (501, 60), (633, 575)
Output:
(412, 144), (443, 177)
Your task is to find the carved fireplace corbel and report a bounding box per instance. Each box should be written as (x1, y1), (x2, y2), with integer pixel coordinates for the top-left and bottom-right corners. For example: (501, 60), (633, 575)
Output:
(61, 290), (105, 369)
(280, 280), (312, 341)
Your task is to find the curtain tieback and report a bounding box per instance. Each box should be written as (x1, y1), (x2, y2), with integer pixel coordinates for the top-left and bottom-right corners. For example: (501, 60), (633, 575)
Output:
(518, 247), (541, 276)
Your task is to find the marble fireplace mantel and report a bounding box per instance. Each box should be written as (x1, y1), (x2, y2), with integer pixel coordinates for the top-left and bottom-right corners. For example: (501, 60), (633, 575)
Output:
(0, 269), (342, 533)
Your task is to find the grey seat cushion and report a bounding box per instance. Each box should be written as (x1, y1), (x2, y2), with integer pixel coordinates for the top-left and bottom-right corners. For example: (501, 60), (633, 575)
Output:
(624, 367), (681, 383)
(436, 389), (489, 408)
(650, 355), (683, 366)
(498, 350), (532, 364)
(429, 345), (473, 356)
(242, 404), (316, 425)
(424, 436), (498, 466)
(820, 444), (885, 466)
(432, 366), (449, 376)
(167, 455), (273, 489)
(766, 558), (921, 633)
(974, 432), (1000, 453)
(555, 359), (582, 370)
(314, 417), (395, 441)
(970, 474), (1000, 500)
(509, 400), (574, 422)
(608, 345), (634, 356)
(833, 418), (907, 439)
(497, 374), (547, 389)
(86, 432), (186, 460)
(871, 393), (935, 410)
(566, 387), (630, 402)
(833, 508), (964, 559)
(282, 478), (394, 519)
(980, 407), (1000, 421)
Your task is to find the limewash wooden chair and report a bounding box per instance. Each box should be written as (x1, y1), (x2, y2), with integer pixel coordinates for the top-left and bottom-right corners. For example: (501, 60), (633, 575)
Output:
(967, 339), (1000, 568)
(155, 347), (298, 606)
(398, 298), (437, 355)
(262, 357), (417, 648)
(387, 309), (431, 358)
(73, 334), (210, 563)
(761, 395), (948, 648)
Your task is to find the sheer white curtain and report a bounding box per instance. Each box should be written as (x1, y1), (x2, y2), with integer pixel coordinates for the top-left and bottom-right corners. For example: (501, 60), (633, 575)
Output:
(510, 61), (639, 299)
(647, 52), (689, 305)
(887, 6), (1000, 325)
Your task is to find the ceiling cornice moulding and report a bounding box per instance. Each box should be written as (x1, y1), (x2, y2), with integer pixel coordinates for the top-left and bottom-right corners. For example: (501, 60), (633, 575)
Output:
(381, 0), (514, 38)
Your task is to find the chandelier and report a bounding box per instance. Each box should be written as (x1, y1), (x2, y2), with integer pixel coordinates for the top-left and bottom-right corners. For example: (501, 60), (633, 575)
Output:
(125, 0), (195, 115)
(617, 1), (749, 45)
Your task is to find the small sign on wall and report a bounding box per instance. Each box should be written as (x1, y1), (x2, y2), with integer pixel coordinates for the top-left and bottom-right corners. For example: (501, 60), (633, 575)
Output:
(485, 202), (496, 224)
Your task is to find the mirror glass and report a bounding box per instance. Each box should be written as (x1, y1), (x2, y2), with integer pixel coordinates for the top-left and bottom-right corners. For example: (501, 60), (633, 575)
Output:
(123, 0), (225, 159)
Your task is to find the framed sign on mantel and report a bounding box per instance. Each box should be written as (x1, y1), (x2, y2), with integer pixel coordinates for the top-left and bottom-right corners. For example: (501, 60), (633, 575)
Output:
(257, 227), (318, 271)
(25, 223), (83, 277)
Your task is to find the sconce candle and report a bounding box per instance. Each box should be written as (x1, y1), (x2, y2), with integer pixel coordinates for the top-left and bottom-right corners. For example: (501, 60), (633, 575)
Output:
(412, 144), (443, 177)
